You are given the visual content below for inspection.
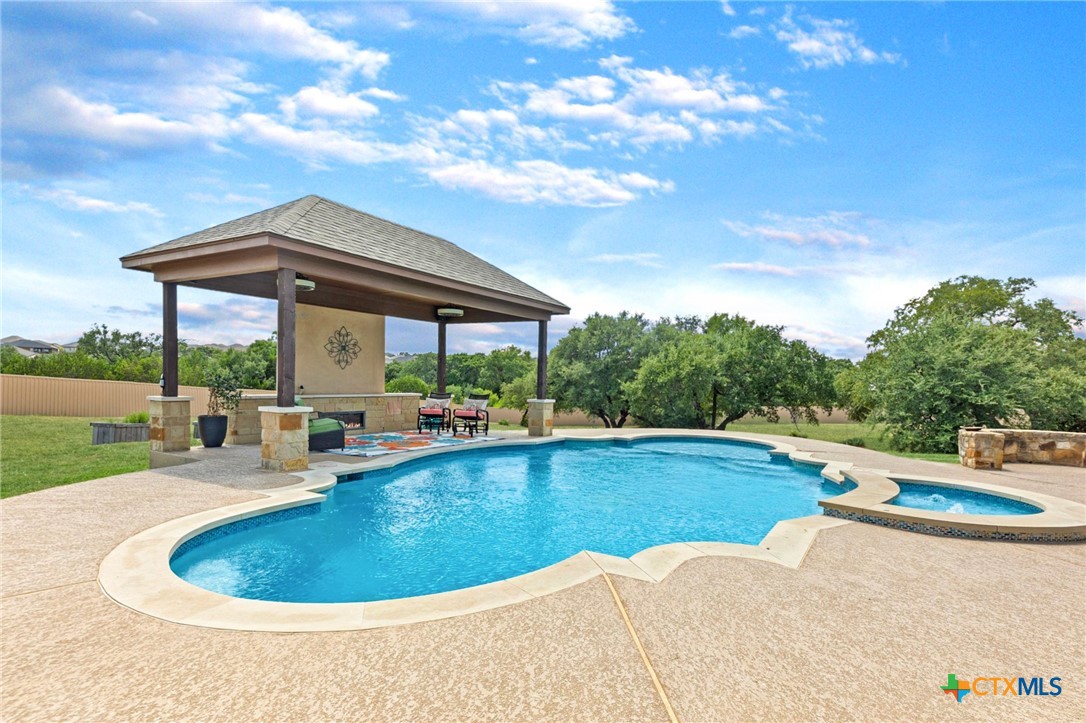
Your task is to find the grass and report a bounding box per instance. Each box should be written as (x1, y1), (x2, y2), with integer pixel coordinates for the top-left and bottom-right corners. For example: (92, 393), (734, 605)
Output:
(0, 415), (153, 498)
(725, 419), (961, 465)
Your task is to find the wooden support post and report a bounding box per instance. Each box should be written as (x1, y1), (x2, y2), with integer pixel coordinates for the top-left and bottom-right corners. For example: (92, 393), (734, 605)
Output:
(536, 319), (548, 400)
(277, 268), (296, 408)
(437, 319), (447, 393)
(162, 282), (178, 397)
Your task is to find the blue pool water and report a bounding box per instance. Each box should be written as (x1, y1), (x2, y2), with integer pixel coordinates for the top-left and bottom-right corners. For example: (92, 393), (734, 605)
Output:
(171, 439), (850, 603)
(889, 482), (1042, 516)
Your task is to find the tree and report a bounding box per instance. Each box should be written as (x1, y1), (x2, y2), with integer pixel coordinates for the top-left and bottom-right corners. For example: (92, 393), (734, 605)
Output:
(625, 333), (720, 428)
(77, 324), (161, 364)
(861, 315), (1037, 452)
(868, 276), (1079, 350)
(625, 314), (834, 430)
(547, 312), (654, 427)
(447, 353), (486, 390)
(478, 345), (533, 394)
(399, 353), (438, 386)
(776, 340), (838, 425)
(499, 371), (537, 425)
(844, 276), (1086, 451)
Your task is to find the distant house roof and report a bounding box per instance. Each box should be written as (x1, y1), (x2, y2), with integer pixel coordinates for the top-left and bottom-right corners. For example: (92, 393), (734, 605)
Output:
(122, 195), (568, 323)
(1, 337), (59, 356)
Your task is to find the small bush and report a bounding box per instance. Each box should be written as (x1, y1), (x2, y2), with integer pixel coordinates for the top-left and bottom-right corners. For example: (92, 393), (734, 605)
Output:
(789, 430), (808, 438)
(497, 419), (510, 426)
(843, 437), (867, 448)
(123, 411), (149, 424)
(386, 374), (430, 396)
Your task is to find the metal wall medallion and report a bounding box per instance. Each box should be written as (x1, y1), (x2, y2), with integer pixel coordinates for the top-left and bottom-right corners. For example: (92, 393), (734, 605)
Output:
(325, 326), (361, 369)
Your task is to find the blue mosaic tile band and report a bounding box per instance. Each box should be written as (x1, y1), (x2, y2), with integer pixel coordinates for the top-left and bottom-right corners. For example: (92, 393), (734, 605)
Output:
(172, 502), (322, 561)
(824, 509), (1083, 543)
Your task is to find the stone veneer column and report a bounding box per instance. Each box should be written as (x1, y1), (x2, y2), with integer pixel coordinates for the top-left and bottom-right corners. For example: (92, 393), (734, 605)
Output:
(527, 399), (555, 437)
(148, 396), (192, 452)
(259, 406), (311, 472)
(958, 429), (1005, 470)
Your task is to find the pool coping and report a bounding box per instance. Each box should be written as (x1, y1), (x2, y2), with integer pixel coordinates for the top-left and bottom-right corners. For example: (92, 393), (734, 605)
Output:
(98, 431), (1086, 632)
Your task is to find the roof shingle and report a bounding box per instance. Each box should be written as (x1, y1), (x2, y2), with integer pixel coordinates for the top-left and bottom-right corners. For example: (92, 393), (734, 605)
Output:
(124, 195), (567, 309)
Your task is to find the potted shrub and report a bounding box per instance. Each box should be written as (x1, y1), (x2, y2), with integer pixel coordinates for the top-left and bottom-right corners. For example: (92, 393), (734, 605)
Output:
(198, 370), (242, 448)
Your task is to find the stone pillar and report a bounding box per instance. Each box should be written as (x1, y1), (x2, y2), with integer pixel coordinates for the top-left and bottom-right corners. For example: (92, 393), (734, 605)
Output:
(259, 406), (311, 472)
(148, 396), (192, 452)
(958, 428), (1005, 470)
(527, 398), (555, 437)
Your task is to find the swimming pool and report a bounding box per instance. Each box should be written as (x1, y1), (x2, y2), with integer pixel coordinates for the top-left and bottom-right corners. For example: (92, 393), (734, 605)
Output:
(171, 438), (849, 603)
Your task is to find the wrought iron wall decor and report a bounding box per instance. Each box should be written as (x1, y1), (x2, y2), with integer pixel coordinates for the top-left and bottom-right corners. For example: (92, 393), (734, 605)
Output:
(325, 326), (361, 369)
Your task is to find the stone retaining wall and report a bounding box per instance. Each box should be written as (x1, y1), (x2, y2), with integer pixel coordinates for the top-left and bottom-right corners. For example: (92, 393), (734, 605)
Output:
(958, 428), (1085, 470)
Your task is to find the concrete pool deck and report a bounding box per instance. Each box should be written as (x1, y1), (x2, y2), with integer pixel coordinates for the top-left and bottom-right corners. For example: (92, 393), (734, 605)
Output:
(2, 430), (1084, 721)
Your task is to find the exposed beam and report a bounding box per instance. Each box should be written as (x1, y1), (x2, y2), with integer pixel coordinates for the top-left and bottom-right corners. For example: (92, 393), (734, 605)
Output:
(184, 273), (551, 324)
(276, 269), (296, 407)
(162, 282), (178, 397)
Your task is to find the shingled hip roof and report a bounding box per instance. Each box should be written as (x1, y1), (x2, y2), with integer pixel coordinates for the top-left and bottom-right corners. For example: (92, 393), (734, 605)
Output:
(122, 195), (567, 311)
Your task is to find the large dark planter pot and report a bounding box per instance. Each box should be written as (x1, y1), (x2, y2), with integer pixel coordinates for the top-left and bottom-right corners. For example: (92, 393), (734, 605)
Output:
(198, 415), (228, 448)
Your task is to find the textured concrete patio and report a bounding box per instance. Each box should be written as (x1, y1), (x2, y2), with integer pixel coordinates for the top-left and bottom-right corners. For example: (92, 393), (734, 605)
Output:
(2, 432), (1083, 721)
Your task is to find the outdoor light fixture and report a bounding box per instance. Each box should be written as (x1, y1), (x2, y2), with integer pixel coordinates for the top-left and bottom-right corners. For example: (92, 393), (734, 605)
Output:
(436, 306), (464, 319)
(295, 274), (316, 292)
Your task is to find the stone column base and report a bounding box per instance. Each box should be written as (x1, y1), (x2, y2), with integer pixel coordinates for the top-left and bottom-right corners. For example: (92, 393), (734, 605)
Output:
(148, 396), (192, 453)
(259, 406), (311, 472)
(958, 429), (1005, 470)
(527, 399), (555, 437)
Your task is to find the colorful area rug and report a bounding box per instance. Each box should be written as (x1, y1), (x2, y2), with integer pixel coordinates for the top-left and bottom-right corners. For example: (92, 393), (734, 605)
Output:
(325, 431), (500, 457)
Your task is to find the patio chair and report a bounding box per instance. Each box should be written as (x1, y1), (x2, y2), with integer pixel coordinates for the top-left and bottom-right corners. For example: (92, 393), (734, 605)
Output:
(295, 396), (346, 451)
(452, 394), (490, 437)
(418, 393), (452, 434)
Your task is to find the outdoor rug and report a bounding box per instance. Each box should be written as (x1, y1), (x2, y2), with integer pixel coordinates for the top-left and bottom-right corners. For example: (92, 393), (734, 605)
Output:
(325, 431), (501, 457)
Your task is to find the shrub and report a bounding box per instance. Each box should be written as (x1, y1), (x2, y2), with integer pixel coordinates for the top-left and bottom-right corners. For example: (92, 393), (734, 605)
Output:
(843, 437), (867, 448)
(386, 374), (430, 397)
(123, 411), (150, 424)
(205, 370), (242, 416)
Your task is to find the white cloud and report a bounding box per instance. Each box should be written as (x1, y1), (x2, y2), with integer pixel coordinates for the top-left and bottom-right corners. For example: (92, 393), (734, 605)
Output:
(361, 87), (405, 102)
(423, 159), (673, 207)
(713, 261), (799, 276)
(11, 86), (228, 150)
(231, 113), (435, 168)
(151, 4), (391, 81)
(279, 84), (380, 124)
(729, 25), (761, 40)
(773, 9), (902, 70)
(26, 187), (163, 216)
(588, 252), (664, 268)
(525, 57), (539, 65)
(723, 211), (875, 247)
(445, 0), (636, 49)
(721, 2), (737, 17)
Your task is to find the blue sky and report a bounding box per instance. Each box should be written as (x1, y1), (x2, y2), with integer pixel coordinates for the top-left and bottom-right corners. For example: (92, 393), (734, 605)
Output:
(2, 1), (1083, 359)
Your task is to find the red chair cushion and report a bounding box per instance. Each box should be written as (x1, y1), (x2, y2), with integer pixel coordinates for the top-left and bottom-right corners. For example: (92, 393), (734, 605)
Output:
(454, 409), (482, 419)
(419, 408), (444, 416)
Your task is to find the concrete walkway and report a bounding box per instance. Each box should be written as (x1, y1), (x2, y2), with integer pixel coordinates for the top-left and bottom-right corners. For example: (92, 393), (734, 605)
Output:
(2, 434), (1083, 721)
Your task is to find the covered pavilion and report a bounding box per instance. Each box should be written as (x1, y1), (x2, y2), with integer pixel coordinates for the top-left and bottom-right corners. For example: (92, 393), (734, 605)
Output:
(121, 195), (570, 468)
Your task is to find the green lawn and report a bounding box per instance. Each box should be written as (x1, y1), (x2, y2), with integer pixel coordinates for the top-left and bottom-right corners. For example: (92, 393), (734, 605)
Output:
(725, 419), (961, 465)
(0, 415), (153, 498)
